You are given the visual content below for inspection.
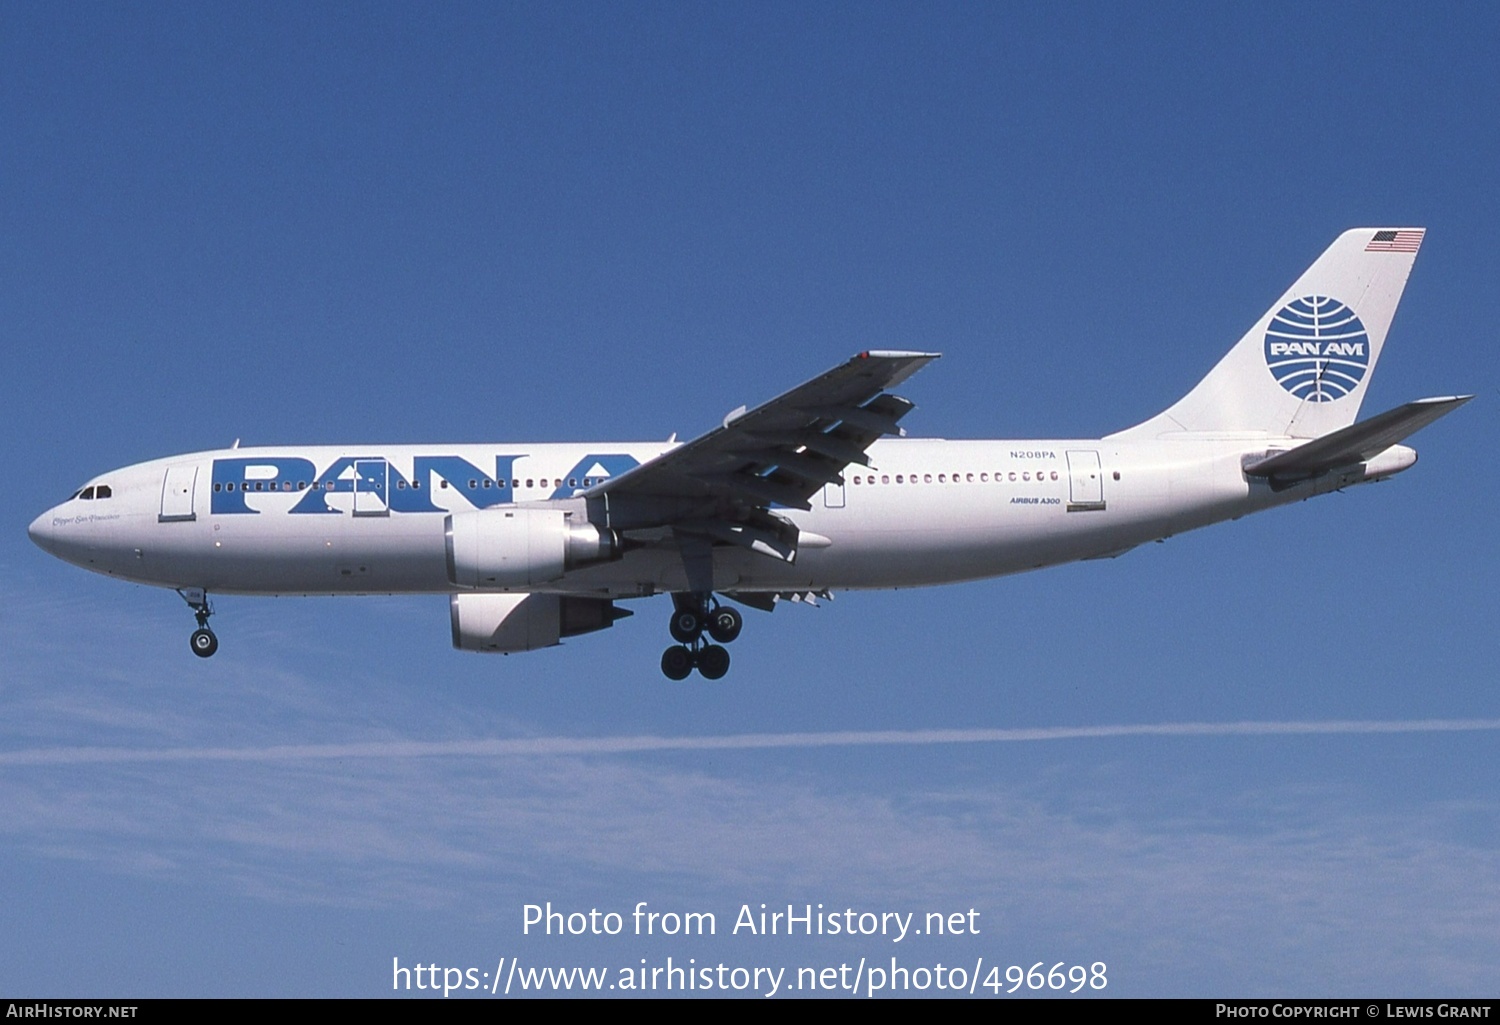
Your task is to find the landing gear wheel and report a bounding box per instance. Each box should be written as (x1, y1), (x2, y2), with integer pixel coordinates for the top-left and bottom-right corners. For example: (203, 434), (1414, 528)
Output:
(669, 609), (703, 644)
(661, 645), (694, 680)
(190, 628), (219, 658)
(178, 589), (218, 658)
(696, 644), (730, 680)
(707, 606), (743, 644)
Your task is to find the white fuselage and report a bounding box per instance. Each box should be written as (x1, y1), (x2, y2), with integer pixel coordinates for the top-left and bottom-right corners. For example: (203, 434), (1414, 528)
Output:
(27, 436), (1411, 599)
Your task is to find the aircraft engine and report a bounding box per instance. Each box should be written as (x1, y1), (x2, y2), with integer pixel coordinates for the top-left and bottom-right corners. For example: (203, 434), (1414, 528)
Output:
(444, 508), (620, 588)
(449, 592), (632, 653)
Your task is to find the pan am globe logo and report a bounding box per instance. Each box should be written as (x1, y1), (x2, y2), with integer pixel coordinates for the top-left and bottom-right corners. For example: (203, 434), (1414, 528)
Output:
(1263, 295), (1370, 402)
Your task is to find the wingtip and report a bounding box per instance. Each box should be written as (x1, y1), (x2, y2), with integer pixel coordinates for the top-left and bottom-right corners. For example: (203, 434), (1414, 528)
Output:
(858, 350), (942, 360)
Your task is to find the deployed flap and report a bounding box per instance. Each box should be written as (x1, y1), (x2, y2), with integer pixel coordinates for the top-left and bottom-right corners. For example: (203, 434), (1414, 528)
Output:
(1245, 395), (1471, 481)
(588, 351), (938, 535)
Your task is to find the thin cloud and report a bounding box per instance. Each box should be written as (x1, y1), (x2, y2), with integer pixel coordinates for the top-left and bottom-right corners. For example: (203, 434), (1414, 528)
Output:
(3, 717), (1500, 767)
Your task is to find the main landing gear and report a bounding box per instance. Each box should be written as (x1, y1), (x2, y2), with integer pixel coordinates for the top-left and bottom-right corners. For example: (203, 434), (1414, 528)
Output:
(177, 588), (219, 658)
(661, 594), (743, 680)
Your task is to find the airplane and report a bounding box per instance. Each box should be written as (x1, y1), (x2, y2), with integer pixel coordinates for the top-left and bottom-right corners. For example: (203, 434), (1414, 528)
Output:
(28, 228), (1470, 680)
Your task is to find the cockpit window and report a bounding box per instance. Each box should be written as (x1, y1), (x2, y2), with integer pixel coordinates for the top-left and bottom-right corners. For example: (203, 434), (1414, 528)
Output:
(95, 484), (112, 499)
(78, 486), (96, 500)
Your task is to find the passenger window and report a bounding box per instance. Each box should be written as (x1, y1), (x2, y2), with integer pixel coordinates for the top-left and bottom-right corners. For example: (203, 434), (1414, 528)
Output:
(214, 483), (222, 493)
(482, 480), (492, 489)
(923, 474), (932, 484)
(526, 479), (534, 488)
(570, 478), (577, 487)
(980, 473), (988, 482)
(1051, 471), (1059, 481)
(468, 480), (477, 489)
(938, 474), (946, 483)
(881, 475), (889, 484)
(396, 480), (406, 489)
(440, 480), (449, 489)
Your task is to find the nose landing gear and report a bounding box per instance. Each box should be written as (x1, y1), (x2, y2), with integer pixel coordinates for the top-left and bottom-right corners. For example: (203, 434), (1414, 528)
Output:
(661, 594), (743, 680)
(177, 588), (218, 659)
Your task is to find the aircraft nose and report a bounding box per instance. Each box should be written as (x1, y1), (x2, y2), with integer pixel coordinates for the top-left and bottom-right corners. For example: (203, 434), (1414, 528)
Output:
(27, 510), (54, 553)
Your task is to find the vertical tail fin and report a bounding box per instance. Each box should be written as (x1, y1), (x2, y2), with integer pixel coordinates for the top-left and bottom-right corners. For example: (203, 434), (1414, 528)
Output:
(1111, 228), (1424, 440)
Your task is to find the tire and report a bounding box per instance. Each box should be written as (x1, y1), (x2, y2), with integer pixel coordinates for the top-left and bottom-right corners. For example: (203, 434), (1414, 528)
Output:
(669, 610), (702, 644)
(190, 629), (218, 658)
(707, 606), (743, 644)
(696, 644), (730, 680)
(660, 645), (694, 680)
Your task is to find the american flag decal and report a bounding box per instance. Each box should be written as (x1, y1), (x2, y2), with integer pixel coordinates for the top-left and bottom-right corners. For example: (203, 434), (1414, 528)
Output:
(1365, 228), (1424, 252)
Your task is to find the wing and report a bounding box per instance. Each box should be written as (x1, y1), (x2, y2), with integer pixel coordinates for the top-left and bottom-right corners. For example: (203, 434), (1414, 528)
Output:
(583, 350), (939, 574)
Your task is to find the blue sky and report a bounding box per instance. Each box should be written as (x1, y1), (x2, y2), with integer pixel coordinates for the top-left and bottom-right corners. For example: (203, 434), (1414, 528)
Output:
(3, 2), (1498, 997)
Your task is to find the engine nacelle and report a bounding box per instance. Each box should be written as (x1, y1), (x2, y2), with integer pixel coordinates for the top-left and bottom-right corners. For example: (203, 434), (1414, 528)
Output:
(444, 507), (620, 588)
(449, 592), (632, 653)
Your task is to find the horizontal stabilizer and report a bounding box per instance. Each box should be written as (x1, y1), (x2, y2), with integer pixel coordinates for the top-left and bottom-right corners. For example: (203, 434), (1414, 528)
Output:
(1245, 395), (1472, 482)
